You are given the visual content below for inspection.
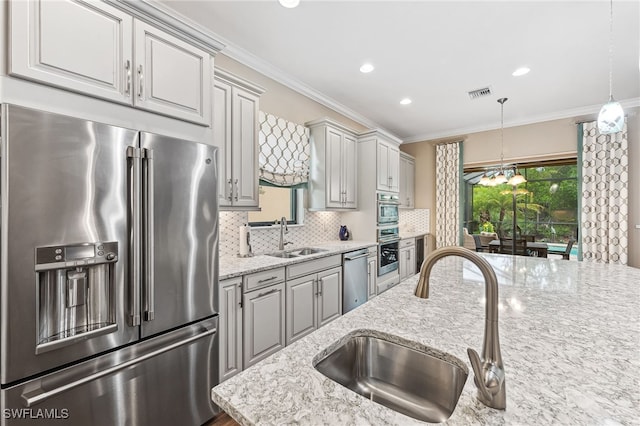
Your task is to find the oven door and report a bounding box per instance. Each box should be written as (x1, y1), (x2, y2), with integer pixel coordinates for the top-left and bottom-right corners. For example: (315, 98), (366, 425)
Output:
(377, 202), (399, 225)
(378, 241), (399, 276)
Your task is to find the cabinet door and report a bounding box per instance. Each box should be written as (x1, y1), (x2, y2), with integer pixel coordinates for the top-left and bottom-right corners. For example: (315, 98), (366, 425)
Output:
(134, 20), (211, 126)
(326, 128), (344, 208)
(377, 142), (390, 191)
(406, 158), (415, 208)
(317, 267), (342, 327)
(231, 87), (260, 208)
(399, 247), (406, 281)
(10, 0), (133, 104)
(407, 247), (416, 277)
(399, 155), (408, 207)
(243, 283), (285, 368)
(367, 257), (377, 300)
(219, 278), (243, 382)
(343, 133), (358, 209)
(213, 79), (233, 207)
(388, 145), (400, 193)
(285, 275), (317, 345)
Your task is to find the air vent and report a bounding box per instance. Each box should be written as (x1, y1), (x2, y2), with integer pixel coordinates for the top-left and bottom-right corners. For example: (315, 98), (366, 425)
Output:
(468, 86), (492, 100)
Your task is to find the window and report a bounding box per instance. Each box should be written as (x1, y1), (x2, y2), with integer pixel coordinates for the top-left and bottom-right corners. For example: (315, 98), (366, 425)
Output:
(247, 181), (304, 226)
(463, 161), (578, 243)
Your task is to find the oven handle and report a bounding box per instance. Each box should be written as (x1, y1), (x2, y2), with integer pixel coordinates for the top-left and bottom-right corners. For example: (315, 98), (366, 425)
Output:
(378, 237), (401, 244)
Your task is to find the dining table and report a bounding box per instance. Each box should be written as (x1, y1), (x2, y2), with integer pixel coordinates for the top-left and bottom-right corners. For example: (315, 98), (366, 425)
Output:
(488, 239), (548, 258)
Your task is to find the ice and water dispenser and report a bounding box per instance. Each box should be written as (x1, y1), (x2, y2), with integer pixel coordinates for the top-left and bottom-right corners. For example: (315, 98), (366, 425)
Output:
(35, 242), (118, 353)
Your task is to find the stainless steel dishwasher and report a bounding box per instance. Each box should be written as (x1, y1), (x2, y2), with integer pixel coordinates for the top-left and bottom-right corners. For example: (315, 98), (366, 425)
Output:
(343, 249), (369, 313)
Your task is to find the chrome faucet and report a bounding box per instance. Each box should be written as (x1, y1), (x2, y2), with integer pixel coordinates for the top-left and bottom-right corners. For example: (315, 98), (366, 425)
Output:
(278, 217), (292, 251)
(415, 246), (506, 410)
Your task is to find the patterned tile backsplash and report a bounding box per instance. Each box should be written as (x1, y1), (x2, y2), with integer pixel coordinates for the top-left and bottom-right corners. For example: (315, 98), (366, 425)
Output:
(219, 210), (344, 257)
(220, 208), (430, 258)
(399, 209), (430, 234)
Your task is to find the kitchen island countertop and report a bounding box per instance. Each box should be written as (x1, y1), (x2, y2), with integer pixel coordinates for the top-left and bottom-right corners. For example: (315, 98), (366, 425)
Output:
(212, 254), (640, 425)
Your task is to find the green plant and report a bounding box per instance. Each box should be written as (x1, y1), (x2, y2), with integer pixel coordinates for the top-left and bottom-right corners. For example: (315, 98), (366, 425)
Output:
(480, 222), (495, 233)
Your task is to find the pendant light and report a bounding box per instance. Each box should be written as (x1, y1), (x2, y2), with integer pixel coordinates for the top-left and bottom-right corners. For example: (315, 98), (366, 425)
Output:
(493, 98), (509, 185)
(508, 166), (527, 186)
(597, 0), (624, 134)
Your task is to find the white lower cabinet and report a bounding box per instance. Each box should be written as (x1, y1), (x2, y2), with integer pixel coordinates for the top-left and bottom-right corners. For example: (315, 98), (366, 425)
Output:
(399, 238), (417, 281)
(243, 282), (286, 368)
(286, 266), (342, 345)
(219, 277), (243, 382)
(367, 251), (378, 300)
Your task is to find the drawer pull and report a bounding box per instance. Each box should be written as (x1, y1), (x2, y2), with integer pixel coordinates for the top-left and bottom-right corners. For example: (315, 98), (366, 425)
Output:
(257, 276), (278, 284)
(257, 288), (278, 298)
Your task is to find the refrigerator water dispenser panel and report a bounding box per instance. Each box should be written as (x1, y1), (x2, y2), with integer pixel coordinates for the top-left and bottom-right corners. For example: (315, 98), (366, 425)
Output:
(35, 242), (118, 354)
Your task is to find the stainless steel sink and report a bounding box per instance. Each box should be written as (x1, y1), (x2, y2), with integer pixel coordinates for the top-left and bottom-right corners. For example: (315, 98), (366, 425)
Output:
(314, 332), (468, 423)
(293, 247), (327, 255)
(266, 252), (298, 258)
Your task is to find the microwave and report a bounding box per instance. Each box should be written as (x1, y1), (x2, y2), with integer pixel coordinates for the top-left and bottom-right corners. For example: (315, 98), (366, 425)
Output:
(377, 193), (399, 225)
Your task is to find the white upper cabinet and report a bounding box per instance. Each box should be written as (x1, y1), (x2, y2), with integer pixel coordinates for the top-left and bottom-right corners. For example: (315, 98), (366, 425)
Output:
(10, 0), (133, 104)
(399, 152), (415, 209)
(376, 139), (400, 193)
(307, 118), (358, 210)
(359, 130), (402, 194)
(9, 0), (214, 126)
(213, 70), (264, 210)
(133, 20), (211, 125)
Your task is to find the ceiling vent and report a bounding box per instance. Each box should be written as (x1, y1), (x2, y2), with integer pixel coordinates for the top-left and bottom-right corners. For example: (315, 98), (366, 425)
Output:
(468, 86), (492, 100)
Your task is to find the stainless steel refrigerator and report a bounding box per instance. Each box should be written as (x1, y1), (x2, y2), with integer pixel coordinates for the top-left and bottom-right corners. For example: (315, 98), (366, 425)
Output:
(0, 105), (219, 425)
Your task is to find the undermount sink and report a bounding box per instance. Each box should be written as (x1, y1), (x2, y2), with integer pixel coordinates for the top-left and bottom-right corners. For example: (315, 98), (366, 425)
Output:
(292, 247), (327, 256)
(266, 252), (298, 258)
(314, 331), (468, 423)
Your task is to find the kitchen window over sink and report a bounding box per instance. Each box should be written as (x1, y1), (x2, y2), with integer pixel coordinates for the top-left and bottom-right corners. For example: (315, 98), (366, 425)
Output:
(250, 111), (310, 227)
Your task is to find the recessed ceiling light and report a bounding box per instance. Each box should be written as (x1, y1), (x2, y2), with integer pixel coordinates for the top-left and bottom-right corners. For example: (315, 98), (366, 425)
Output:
(278, 0), (299, 8)
(359, 63), (374, 73)
(400, 98), (412, 105)
(512, 67), (530, 77)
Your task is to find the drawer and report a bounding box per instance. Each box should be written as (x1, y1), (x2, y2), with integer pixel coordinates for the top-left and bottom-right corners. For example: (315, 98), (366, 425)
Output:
(286, 254), (341, 279)
(400, 238), (415, 248)
(243, 267), (285, 292)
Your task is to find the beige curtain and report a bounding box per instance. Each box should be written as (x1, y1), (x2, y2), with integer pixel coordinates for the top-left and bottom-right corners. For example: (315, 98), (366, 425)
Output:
(435, 141), (461, 248)
(581, 119), (628, 264)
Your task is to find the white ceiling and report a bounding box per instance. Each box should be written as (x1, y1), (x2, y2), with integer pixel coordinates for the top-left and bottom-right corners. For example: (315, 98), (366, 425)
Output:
(159, 0), (640, 142)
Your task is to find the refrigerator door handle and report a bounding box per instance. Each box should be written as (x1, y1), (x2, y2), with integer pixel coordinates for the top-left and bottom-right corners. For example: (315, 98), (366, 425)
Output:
(142, 148), (155, 322)
(127, 146), (142, 327)
(21, 325), (217, 407)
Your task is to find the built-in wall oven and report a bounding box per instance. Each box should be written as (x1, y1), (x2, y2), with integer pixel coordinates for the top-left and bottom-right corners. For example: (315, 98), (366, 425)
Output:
(378, 227), (400, 276)
(377, 193), (400, 225)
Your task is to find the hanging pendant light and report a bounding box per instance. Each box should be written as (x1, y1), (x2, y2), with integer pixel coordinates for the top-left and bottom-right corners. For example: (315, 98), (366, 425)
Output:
(597, 0), (624, 134)
(478, 174), (492, 186)
(508, 166), (527, 186)
(492, 98), (509, 185)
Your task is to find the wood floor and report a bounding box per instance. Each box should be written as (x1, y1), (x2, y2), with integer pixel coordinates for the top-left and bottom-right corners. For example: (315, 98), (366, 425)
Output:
(206, 411), (239, 426)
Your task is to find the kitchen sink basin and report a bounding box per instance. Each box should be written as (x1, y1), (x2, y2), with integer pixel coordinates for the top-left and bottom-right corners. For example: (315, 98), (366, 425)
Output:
(293, 247), (327, 255)
(266, 252), (298, 258)
(314, 331), (468, 423)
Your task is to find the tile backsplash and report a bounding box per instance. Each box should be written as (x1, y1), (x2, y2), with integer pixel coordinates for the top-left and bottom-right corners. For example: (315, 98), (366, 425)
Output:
(219, 210), (344, 257)
(399, 209), (430, 234)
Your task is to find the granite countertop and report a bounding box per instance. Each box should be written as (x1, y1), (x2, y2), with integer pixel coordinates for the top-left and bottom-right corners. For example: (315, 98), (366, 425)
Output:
(211, 254), (640, 425)
(399, 231), (430, 240)
(219, 240), (377, 280)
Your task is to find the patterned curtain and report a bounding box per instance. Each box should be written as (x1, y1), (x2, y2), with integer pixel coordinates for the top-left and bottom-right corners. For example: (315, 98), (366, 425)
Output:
(258, 111), (310, 187)
(435, 141), (461, 248)
(580, 119), (628, 264)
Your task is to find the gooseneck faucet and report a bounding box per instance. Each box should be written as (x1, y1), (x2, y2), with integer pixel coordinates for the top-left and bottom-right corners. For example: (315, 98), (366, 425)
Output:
(278, 217), (292, 251)
(415, 246), (506, 410)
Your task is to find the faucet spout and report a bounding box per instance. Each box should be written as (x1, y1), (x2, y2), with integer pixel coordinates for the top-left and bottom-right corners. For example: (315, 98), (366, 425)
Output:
(414, 246), (506, 410)
(278, 217), (291, 251)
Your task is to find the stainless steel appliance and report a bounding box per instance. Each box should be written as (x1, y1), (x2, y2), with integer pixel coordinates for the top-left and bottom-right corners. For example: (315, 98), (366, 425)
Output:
(415, 235), (425, 272)
(377, 193), (400, 225)
(342, 249), (369, 313)
(378, 227), (400, 276)
(0, 105), (219, 425)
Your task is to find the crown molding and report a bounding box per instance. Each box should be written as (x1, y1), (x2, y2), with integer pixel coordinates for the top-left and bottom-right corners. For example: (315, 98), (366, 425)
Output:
(402, 97), (640, 144)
